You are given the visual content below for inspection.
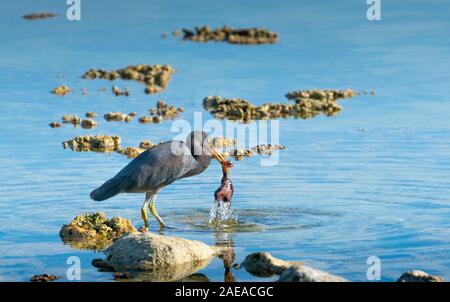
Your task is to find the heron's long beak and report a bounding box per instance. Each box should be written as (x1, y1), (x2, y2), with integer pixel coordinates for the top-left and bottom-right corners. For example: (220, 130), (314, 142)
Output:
(208, 143), (224, 164)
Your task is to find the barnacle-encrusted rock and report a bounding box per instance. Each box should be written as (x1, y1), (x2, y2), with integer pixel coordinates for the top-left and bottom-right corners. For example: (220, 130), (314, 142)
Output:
(203, 89), (359, 122)
(226, 148), (254, 161)
(81, 119), (97, 129)
(62, 114), (80, 126)
(23, 13), (56, 20)
(397, 270), (443, 282)
(252, 144), (286, 155)
(116, 147), (146, 159)
(62, 135), (121, 152)
(152, 100), (183, 119)
(139, 100), (183, 124)
(211, 138), (285, 161)
(60, 212), (136, 250)
(285, 89), (358, 101)
(139, 140), (154, 149)
(49, 122), (61, 128)
(112, 85), (129, 96)
(153, 116), (163, 123)
(138, 116), (153, 124)
(180, 26), (278, 44)
(30, 274), (60, 282)
(211, 137), (236, 148)
(104, 112), (133, 122)
(82, 64), (176, 94)
(86, 111), (97, 118)
(52, 85), (70, 96)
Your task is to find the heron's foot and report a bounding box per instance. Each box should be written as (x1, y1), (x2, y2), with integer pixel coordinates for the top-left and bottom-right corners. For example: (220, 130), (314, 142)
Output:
(138, 226), (148, 233)
(158, 221), (166, 229)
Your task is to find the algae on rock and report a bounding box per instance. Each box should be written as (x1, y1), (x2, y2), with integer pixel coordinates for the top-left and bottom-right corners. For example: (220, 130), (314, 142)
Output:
(60, 212), (136, 250)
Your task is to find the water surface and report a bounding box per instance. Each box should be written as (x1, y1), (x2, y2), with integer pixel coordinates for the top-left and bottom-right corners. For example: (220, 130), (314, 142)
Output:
(0, 0), (449, 281)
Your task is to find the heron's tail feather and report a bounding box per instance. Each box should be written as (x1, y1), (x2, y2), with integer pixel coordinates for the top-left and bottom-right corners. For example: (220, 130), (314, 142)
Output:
(90, 178), (123, 201)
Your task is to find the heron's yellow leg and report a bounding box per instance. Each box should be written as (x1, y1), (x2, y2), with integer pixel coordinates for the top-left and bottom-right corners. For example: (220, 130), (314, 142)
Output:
(141, 200), (149, 228)
(149, 194), (166, 228)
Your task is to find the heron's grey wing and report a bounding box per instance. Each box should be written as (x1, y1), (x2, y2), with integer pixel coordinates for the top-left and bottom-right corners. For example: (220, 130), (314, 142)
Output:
(114, 141), (196, 193)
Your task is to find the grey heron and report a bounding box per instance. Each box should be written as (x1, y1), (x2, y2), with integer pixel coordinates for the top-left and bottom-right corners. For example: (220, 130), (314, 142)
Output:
(90, 131), (228, 229)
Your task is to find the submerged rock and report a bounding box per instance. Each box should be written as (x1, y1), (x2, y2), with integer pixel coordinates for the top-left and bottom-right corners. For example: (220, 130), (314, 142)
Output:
(62, 114), (80, 126)
(112, 85), (129, 96)
(52, 85), (70, 96)
(81, 119), (97, 129)
(30, 274), (60, 282)
(138, 116), (153, 124)
(239, 252), (347, 282)
(278, 265), (348, 282)
(211, 137), (236, 148)
(226, 148), (254, 161)
(252, 144), (286, 155)
(49, 122), (61, 128)
(180, 26), (278, 44)
(62, 135), (121, 152)
(85, 111), (97, 118)
(93, 232), (224, 281)
(239, 252), (298, 277)
(211, 139), (285, 161)
(139, 100), (183, 124)
(397, 270), (443, 282)
(203, 89), (359, 122)
(104, 112), (134, 122)
(60, 212), (136, 250)
(82, 64), (176, 94)
(139, 140), (154, 149)
(285, 89), (358, 101)
(116, 147), (146, 159)
(23, 13), (56, 20)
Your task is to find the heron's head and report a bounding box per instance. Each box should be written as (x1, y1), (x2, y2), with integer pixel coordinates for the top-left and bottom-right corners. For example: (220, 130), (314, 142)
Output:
(186, 130), (224, 164)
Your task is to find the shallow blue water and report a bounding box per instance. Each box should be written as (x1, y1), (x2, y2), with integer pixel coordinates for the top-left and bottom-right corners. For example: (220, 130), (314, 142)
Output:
(0, 0), (449, 281)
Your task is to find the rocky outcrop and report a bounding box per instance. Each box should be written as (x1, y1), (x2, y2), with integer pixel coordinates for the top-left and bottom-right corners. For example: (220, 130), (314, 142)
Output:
(239, 252), (347, 282)
(278, 265), (348, 282)
(179, 26), (278, 44)
(51, 85), (70, 96)
(239, 252), (296, 277)
(203, 89), (359, 122)
(82, 64), (175, 95)
(62, 135), (121, 153)
(59, 212), (136, 250)
(93, 231), (225, 281)
(397, 270), (443, 282)
(104, 232), (220, 270)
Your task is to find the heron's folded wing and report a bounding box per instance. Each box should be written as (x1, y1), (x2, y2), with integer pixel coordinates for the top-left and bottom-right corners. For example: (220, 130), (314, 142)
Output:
(114, 141), (195, 192)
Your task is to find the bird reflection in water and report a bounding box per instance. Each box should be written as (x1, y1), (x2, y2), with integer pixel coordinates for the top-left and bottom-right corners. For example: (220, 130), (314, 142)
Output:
(215, 231), (236, 282)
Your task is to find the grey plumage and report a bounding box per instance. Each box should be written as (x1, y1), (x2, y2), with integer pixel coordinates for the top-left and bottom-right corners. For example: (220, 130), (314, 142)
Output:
(90, 131), (214, 202)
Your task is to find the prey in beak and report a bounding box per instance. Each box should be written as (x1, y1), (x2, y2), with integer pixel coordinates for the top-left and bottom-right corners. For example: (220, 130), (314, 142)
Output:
(208, 140), (234, 203)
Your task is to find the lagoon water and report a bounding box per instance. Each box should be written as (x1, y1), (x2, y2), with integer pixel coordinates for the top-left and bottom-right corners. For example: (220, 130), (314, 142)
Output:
(0, 0), (449, 281)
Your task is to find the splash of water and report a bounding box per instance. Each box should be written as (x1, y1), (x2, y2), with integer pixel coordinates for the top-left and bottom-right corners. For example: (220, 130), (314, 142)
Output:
(209, 200), (238, 226)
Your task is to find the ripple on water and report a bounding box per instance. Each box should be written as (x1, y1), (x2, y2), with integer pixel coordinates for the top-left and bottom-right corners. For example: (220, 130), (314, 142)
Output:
(166, 205), (342, 234)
